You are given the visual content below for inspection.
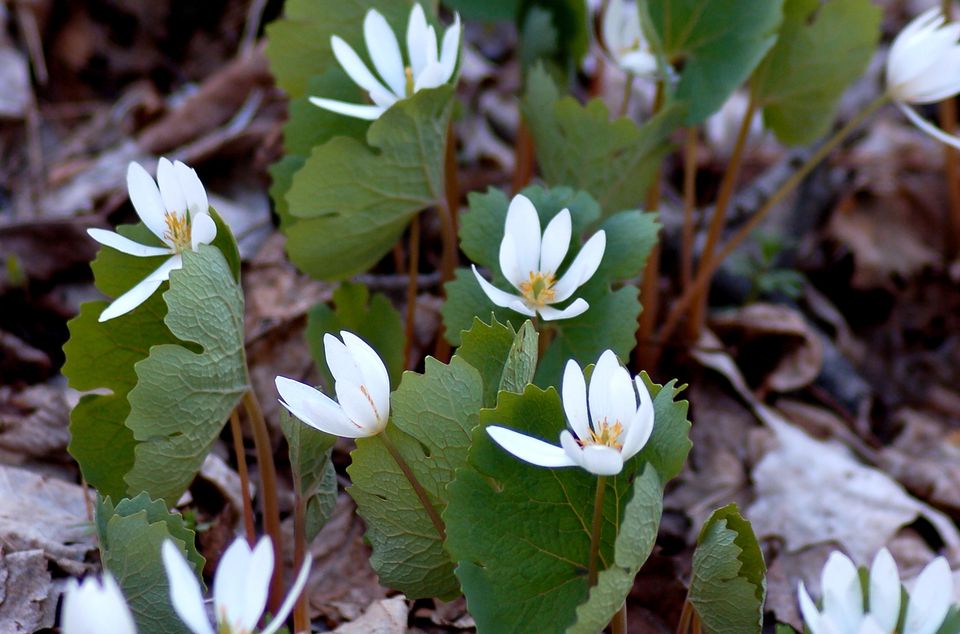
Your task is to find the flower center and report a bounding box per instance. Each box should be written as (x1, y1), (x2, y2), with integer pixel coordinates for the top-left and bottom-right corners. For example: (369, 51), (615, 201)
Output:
(519, 271), (556, 308)
(580, 418), (624, 450)
(405, 66), (415, 97)
(163, 212), (192, 253)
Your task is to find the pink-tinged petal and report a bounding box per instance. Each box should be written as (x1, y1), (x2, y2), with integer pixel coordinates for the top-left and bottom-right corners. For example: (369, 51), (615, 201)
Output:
(903, 557), (953, 634)
(275, 376), (364, 438)
(620, 376), (654, 459)
(87, 228), (171, 257)
(897, 102), (960, 150)
(587, 350), (621, 434)
(98, 273), (166, 322)
(157, 157), (187, 218)
(868, 549), (901, 632)
(552, 230), (606, 302)
(340, 331), (391, 422)
(413, 61), (448, 92)
(173, 160), (209, 219)
(487, 426), (577, 468)
(309, 97), (387, 121)
(190, 213), (217, 250)
(237, 537), (273, 632)
(561, 360), (590, 441)
(406, 3), (432, 78)
(330, 36), (396, 104)
(162, 540), (215, 634)
(503, 195), (541, 281)
(364, 9), (406, 98)
(436, 14), (461, 84)
(335, 379), (384, 433)
(323, 333), (364, 386)
(261, 553), (313, 634)
(537, 299), (589, 321)
(127, 162), (169, 243)
(471, 265), (537, 316)
(539, 209), (572, 275)
(578, 445), (624, 475)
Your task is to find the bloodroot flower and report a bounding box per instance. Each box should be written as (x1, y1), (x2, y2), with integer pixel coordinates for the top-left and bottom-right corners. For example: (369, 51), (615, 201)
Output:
(62, 573), (138, 634)
(86, 158), (216, 322)
(599, 0), (657, 77)
(275, 331), (391, 438)
(310, 4), (461, 120)
(486, 350), (654, 476)
(472, 194), (607, 322)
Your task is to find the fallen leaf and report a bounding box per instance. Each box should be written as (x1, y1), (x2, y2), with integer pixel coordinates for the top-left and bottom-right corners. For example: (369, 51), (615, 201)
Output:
(0, 548), (56, 633)
(333, 595), (409, 634)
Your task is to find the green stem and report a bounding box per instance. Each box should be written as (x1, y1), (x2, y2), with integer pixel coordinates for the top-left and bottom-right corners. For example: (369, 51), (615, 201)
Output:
(588, 476), (607, 586)
(619, 75), (634, 118)
(378, 432), (446, 541)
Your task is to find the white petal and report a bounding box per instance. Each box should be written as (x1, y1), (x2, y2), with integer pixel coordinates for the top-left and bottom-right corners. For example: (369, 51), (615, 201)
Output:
(620, 376), (654, 459)
(87, 228), (171, 257)
(868, 549), (901, 632)
(364, 9), (407, 98)
(340, 330), (391, 423)
(602, 0), (628, 52)
(471, 265), (537, 316)
(798, 582), (825, 634)
(163, 540), (215, 634)
(324, 333), (364, 386)
(498, 233), (528, 290)
(330, 36), (396, 104)
(261, 553), (313, 634)
(578, 445), (624, 476)
(607, 364), (637, 438)
(619, 50), (658, 77)
(174, 160), (209, 219)
(539, 209), (572, 275)
(587, 350), (621, 434)
(537, 299), (590, 321)
(335, 379), (384, 433)
(213, 538), (252, 631)
(903, 557), (953, 634)
(858, 616), (887, 634)
(275, 376), (364, 438)
(157, 157), (187, 219)
(503, 195), (541, 282)
(898, 101), (960, 151)
(413, 61), (448, 92)
(309, 96), (387, 121)
(127, 162), (169, 243)
(436, 14), (461, 84)
(98, 271), (166, 322)
(486, 426), (578, 468)
(406, 3), (431, 78)
(190, 213), (217, 250)
(821, 551), (864, 633)
(62, 575), (138, 634)
(237, 537), (274, 632)
(561, 360), (591, 442)
(144, 254), (183, 282)
(552, 230), (606, 302)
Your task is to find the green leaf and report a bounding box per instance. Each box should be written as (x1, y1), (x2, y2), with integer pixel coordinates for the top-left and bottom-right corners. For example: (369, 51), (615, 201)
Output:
(751, 0), (881, 145)
(306, 282), (405, 388)
(776, 625), (799, 634)
(567, 466), (662, 634)
(281, 411), (338, 542)
(592, 210), (659, 286)
(499, 321), (538, 395)
(283, 86), (454, 279)
(97, 493), (204, 634)
(446, 379), (689, 632)
(442, 0), (517, 20)
(455, 316), (530, 407)
(123, 245), (249, 505)
(689, 504), (766, 634)
(523, 64), (682, 213)
(647, 0), (784, 124)
(517, 0), (589, 74)
(347, 356), (484, 599)
(936, 607), (960, 634)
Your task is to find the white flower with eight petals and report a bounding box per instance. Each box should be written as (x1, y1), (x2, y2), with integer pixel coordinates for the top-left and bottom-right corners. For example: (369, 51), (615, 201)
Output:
(86, 158), (216, 322)
(472, 194), (607, 322)
(62, 573), (138, 634)
(310, 4), (461, 121)
(486, 349), (654, 476)
(275, 330), (391, 438)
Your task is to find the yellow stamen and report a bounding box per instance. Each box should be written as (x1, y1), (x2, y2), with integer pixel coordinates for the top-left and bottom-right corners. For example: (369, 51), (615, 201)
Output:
(579, 418), (624, 450)
(163, 212), (192, 252)
(519, 271), (556, 308)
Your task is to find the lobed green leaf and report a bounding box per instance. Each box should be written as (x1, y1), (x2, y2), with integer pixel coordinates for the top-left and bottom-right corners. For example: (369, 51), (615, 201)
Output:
(455, 316), (533, 407)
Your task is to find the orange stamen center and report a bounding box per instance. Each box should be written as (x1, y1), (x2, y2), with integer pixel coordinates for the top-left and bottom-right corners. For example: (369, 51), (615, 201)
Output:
(519, 271), (556, 308)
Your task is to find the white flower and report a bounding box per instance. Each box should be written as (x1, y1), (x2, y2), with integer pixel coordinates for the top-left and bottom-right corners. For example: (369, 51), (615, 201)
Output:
(599, 0), (657, 77)
(86, 158), (216, 322)
(162, 536), (311, 634)
(472, 194), (606, 322)
(887, 8), (960, 150)
(798, 548), (954, 634)
(310, 4), (461, 120)
(62, 573), (138, 634)
(486, 349), (654, 476)
(275, 330), (390, 438)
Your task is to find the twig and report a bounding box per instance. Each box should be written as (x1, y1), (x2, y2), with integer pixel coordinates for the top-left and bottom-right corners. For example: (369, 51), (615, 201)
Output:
(241, 0), (269, 54)
(229, 408), (256, 547)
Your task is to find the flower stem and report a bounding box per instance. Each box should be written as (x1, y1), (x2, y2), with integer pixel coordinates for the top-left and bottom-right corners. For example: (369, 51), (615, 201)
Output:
(512, 118), (535, 194)
(229, 407), (256, 547)
(941, 0), (960, 258)
(377, 432), (446, 541)
(588, 475), (607, 586)
(611, 603), (628, 634)
(680, 126), (698, 295)
(652, 93), (890, 364)
(434, 120), (460, 363)
(619, 75), (634, 118)
(676, 600), (693, 634)
(292, 480), (309, 633)
(243, 389), (284, 614)
(403, 214), (421, 369)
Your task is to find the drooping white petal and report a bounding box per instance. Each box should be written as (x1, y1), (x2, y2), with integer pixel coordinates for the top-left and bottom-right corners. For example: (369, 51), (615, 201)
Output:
(903, 557), (953, 634)
(552, 230), (606, 302)
(87, 228), (171, 257)
(821, 552), (864, 634)
(471, 265), (537, 316)
(798, 582), (825, 634)
(98, 268), (167, 322)
(587, 350), (621, 434)
(190, 213), (217, 250)
(127, 162), (169, 243)
(577, 444), (624, 476)
(173, 160), (209, 219)
(340, 330), (391, 424)
(275, 376), (364, 438)
(157, 157), (187, 219)
(620, 376), (654, 459)
(436, 14), (461, 85)
(537, 299), (590, 321)
(62, 574), (138, 634)
(539, 209), (572, 275)
(330, 36), (397, 104)
(309, 97), (387, 121)
(413, 61), (449, 92)
(868, 549), (901, 633)
(162, 540), (215, 634)
(364, 9), (407, 98)
(487, 426), (578, 468)
(261, 553), (314, 634)
(503, 195), (542, 282)
(406, 3), (431, 78)
(561, 360), (591, 441)
(898, 101), (960, 151)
